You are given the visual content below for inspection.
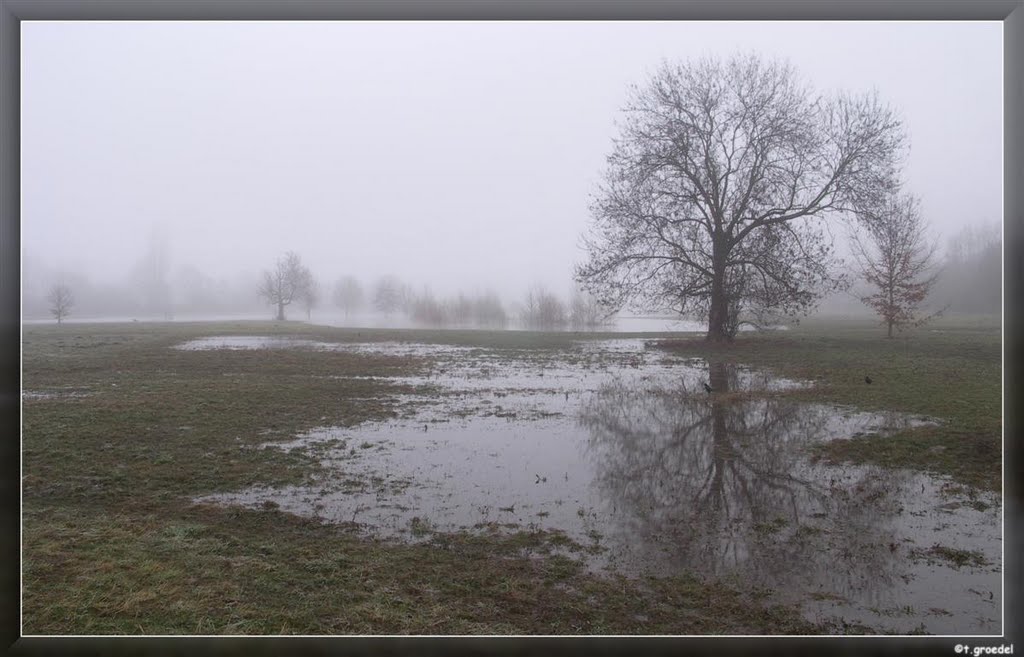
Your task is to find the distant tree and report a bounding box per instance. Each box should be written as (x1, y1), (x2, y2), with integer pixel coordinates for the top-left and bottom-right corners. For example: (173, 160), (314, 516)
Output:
(450, 294), (474, 327)
(332, 275), (364, 318)
(521, 286), (567, 330)
(570, 289), (612, 330)
(472, 292), (508, 329)
(172, 264), (218, 312)
(372, 276), (403, 316)
(258, 251), (312, 321)
(933, 223), (1000, 315)
(300, 274), (320, 320)
(133, 227), (173, 319)
(47, 284), (74, 325)
(576, 54), (905, 342)
(852, 192), (941, 337)
(410, 288), (448, 327)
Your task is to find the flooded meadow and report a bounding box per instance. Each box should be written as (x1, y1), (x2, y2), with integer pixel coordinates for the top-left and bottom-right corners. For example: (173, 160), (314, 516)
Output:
(181, 335), (1001, 635)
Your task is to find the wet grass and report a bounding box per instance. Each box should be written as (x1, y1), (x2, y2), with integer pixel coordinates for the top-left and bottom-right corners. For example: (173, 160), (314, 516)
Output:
(23, 321), (823, 635)
(909, 545), (991, 570)
(21, 316), (1001, 634)
(656, 315), (1001, 492)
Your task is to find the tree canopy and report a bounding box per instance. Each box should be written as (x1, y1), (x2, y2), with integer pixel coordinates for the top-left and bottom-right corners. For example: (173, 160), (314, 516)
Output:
(852, 192), (941, 337)
(258, 251), (312, 321)
(577, 54), (906, 341)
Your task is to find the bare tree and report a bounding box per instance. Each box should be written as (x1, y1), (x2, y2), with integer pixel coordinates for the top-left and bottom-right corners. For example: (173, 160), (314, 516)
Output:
(410, 288), (447, 327)
(852, 192), (941, 337)
(449, 294), (474, 327)
(372, 276), (403, 316)
(258, 251), (312, 321)
(569, 288), (612, 330)
(472, 292), (508, 329)
(299, 274), (319, 321)
(576, 54), (906, 342)
(332, 275), (364, 319)
(133, 227), (173, 319)
(47, 284), (74, 325)
(933, 222), (1000, 315)
(521, 285), (567, 330)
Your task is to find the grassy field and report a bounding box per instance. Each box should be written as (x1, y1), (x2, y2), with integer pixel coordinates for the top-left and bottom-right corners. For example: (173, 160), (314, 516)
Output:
(657, 315), (1002, 492)
(20, 317), (1001, 635)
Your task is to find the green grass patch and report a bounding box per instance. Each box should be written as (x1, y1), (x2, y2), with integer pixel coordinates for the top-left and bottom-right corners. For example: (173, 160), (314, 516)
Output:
(909, 544), (991, 569)
(22, 321), (825, 635)
(656, 316), (1001, 491)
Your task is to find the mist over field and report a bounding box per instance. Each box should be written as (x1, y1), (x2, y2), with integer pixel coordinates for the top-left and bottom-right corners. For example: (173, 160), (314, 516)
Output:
(21, 22), (1001, 326)
(20, 19), (1006, 637)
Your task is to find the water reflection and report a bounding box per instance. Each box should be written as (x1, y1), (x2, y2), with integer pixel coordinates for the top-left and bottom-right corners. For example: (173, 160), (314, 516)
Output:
(193, 341), (998, 633)
(581, 361), (910, 603)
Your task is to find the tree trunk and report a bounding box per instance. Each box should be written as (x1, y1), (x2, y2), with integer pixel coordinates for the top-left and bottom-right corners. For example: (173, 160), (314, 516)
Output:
(706, 239), (731, 342)
(887, 320), (894, 338)
(277, 301), (285, 321)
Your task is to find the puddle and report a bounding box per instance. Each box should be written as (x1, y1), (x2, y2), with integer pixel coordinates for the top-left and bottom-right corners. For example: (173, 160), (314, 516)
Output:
(22, 389), (92, 401)
(192, 337), (997, 635)
(174, 335), (477, 357)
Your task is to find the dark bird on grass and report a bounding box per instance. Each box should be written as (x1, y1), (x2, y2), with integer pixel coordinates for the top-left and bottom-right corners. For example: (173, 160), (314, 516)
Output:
(865, 376), (873, 384)
(703, 382), (713, 393)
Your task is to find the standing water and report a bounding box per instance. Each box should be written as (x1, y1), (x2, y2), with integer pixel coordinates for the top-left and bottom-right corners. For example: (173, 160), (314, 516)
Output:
(188, 336), (999, 634)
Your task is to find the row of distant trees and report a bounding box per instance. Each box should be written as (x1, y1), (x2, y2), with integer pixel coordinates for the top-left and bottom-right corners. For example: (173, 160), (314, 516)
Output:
(39, 222), (997, 330)
(253, 250), (612, 330)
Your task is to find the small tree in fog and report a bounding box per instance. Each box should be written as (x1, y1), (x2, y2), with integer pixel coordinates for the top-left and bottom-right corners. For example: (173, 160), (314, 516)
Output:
(852, 193), (941, 337)
(258, 251), (312, 321)
(473, 292), (508, 329)
(933, 223), (1000, 314)
(521, 286), (568, 330)
(47, 284), (74, 325)
(570, 289), (612, 330)
(299, 275), (320, 320)
(332, 275), (364, 318)
(450, 294), (474, 327)
(372, 276), (403, 316)
(410, 289), (448, 327)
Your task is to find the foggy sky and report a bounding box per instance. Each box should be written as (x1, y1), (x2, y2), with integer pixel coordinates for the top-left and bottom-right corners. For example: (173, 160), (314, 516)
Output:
(22, 21), (1002, 301)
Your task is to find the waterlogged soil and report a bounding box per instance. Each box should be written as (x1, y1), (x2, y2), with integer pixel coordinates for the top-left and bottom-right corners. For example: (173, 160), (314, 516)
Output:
(189, 335), (1000, 635)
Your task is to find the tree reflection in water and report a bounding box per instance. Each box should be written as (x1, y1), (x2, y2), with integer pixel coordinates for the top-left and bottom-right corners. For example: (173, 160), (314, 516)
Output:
(579, 361), (913, 605)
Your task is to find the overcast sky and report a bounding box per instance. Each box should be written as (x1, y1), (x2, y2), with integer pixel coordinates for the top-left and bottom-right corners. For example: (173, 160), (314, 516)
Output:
(22, 21), (1002, 300)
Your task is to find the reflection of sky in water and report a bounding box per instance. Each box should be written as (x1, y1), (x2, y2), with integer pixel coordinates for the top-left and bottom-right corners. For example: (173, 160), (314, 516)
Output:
(191, 337), (998, 635)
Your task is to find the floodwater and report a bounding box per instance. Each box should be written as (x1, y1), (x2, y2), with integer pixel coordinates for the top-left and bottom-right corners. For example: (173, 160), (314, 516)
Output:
(190, 336), (1000, 635)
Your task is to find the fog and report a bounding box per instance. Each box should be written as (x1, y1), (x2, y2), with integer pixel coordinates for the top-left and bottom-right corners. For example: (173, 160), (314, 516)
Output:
(22, 21), (1002, 324)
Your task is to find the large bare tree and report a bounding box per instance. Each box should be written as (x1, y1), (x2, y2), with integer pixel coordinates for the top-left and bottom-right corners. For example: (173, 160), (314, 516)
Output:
(577, 54), (906, 341)
(258, 251), (312, 321)
(47, 284), (74, 325)
(852, 192), (941, 337)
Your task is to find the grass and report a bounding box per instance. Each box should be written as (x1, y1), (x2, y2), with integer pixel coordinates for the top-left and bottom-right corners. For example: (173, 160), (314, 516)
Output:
(22, 321), (823, 635)
(909, 545), (991, 570)
(20, 316), (1001, 634)
(655, 315), (1002, 491)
